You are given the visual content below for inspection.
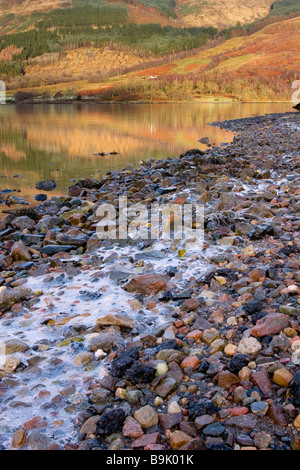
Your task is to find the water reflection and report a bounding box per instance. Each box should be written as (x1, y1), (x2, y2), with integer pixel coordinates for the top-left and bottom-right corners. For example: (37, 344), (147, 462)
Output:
(0, 102), (292, 206)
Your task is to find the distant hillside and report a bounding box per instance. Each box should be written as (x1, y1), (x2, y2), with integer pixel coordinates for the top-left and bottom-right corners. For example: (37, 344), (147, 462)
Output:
(0, 0), (300, 102)
(0, 0), (292, 31)
(72, 15), (300, 103)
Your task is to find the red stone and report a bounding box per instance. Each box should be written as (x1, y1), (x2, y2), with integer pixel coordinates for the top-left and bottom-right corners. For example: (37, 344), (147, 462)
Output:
(180, 356), (200, 370)
(182, 298), (199, 312)
(267, 404), (288, 426)
(122, 417), (144, 440)
(23, 416), (42, 431)
(251, 314), (290, 337)
(229, 407), (249, 416)
(252, 369), (273, 397)
(217, 371), (240, 389)
(131, 432), (160, 448)
(186, 330), (202, 340)
(124, 274), (169, 296)
(181, 438), (206, 450)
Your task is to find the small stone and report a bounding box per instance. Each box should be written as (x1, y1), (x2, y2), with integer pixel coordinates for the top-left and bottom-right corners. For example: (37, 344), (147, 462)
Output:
(80, 416), (101, 435)
(131, 433), (160, 448)
(11, 241), (32, 262)
(154, 397), (164, 407)
(180, 356), (200, 370)
(237, 366), (251, 381)
(0, 356), (20, 373)
(167, 401), (181, 414)
(115, 388), (127, 399)
(203, 422), (225, 437)
(267, 404), (288, 426)
(252, 369), (273, 397)
(96, 314), (134, 329)
(279, 306), (297, 315)
(195, 415), (215, 430)
(5, 339), (30, 354)
(254, 433), (272, 449)
(217, 371), (240, 389)
(155, 377), (178, 398)
(127, 390), (142, 404)
(124, 274), (169, 296)
(224, 344), (238, 356)
(238, 338), (262, 355)
(156, 362), (168, 376)
(273, 368), (293, 387)
(169, 431), (193, 450)
(291, 436), (300, 450)
(73, 352), (93, 366)
(250, 401), (269, 416)
(202, 328), (220, 344)
(158, 413), (182, 430)
(226, 415), (258, 430)
(294, 414), (300, 428)
(122, 417), (144, 439)
(11, 429), (26, 449)
(251, 314), (290, 337)
(134, 405), (158, 429)
(108, 438), (124, 450)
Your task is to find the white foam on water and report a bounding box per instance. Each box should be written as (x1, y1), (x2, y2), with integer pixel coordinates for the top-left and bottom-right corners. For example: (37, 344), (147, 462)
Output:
(0, 234), (227, 448)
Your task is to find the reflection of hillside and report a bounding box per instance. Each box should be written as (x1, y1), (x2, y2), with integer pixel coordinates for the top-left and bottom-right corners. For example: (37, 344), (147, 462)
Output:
(0, 102), (291, 206)
(1, 103), (235, 158)
(0, 144), (26, 159)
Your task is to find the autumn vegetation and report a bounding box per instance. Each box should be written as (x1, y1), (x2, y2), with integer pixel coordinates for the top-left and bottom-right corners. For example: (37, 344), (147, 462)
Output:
(0, 0), (299, 102)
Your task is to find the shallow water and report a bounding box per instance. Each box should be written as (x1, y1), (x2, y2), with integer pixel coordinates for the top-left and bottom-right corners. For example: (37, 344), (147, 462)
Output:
(0, 102), (292, 207)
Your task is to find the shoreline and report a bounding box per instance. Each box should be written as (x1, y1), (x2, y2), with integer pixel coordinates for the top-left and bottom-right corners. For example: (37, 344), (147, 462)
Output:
(4, 99), (294, 106)
(0, 111), (300, 450)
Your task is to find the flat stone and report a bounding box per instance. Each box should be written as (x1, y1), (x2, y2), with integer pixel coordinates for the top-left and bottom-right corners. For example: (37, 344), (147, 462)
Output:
(217, 371), (240, 389)
(96, 314), (134, 329)
(5, 339), (30, 354)
(180, 356), (200, 370)
(131, 433), (160, 448)
(41, 245), (76, 255)
(203, 422), (225, 437)
(226, 415), (258, 430)
(124, 274), (169, 296)
(251, 314), (290, 337)
(195, 415), (215, 430)
(252, 369), (273, 397)
(181, 438), (206, 450)
(35, 179), (56, 191)
(80, 416), (101, 435)
(27, 431), (54, 450)
(158, 412), (182, 430)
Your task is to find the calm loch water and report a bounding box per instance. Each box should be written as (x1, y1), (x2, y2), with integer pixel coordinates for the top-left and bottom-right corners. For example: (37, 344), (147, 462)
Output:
(0, 102), (292, 206)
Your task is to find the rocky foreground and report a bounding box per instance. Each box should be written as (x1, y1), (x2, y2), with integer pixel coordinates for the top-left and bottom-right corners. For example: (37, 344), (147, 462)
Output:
(0, 111), (300, 451)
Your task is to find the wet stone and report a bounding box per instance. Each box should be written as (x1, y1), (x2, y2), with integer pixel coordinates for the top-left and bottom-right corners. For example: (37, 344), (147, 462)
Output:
(134, 405), (158, 429)
(155, 377), (178, 398)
